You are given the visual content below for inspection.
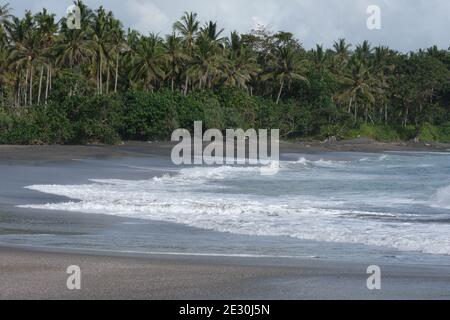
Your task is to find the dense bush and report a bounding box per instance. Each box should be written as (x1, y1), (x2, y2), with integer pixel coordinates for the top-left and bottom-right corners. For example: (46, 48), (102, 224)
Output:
(1, 89), (450, 145)
(418, 122), (450, 142)
(346, 124), (401, 142)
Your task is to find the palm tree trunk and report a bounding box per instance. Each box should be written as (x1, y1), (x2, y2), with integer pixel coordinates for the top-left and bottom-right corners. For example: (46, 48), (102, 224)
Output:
(171, 77), (174, 92)
(29, 65), (33, 106)
(17, 82), (20, 107)
(364, 105), (368, 123)
(384, 103), (388, 124)
(184, 76), (189, 96)
(99, 55), (103, 94)
(37, 65), (44, 105)
(96, 64), (99, 94)
(106, 66), (110, 94)
(114, 51), (119, 93)
(276, 80), (284, 104)
(49, 66), (52, 93)
(24, 69), (28, 107)
(45, 66), (50, 103)
(403, 105), (409, 127)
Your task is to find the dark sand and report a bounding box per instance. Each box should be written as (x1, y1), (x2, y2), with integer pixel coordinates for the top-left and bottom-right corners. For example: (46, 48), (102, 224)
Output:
(1, 138), (449, 162)
(1, 246), (450, 300)
(1, 140), (450, 300)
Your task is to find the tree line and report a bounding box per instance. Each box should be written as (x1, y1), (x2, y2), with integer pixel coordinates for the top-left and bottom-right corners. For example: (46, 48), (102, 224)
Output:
(1, 1), (450, 144)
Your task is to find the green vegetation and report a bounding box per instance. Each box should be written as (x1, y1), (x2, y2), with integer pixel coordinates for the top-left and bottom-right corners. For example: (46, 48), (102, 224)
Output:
(1, 2), (450, 144)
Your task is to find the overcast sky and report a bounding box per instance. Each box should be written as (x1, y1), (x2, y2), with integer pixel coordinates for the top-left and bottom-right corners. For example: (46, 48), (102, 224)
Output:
(7, 0), (450, 52)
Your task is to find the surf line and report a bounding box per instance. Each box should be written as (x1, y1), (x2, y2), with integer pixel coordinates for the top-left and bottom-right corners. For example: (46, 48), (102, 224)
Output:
(171, 121), (280, 176)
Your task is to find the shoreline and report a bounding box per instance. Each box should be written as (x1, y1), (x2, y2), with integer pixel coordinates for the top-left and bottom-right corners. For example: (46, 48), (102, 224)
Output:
(1, 140), (450, 299)
(1, 139), (449, 162)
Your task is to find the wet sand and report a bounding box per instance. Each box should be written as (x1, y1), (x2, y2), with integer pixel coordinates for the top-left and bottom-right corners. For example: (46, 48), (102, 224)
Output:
(1, 139), (449, 162)
(1, 246), (450, 300)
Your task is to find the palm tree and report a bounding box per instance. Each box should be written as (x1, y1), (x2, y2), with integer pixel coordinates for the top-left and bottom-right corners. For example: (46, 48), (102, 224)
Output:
(310, 44), (330, 72)
(200, 21), (225, 45)
(7, 11), (43, 106)
(187, 34), (222, 90)
(173, 11), (199, 95)
(131, 33), (165, 91)
(108, 17), (126, 93)
(91, 6), (111, 94)
(263, 45), (308, 104)
(0, 3), (12, 29)
(34, 9), (57, 104)
(221, 31), (260, 90)
(373, 46), (395, 123)
(163, 33), (187, 91)
(338, 57), (378, 123)
(332, 38), (351, 73)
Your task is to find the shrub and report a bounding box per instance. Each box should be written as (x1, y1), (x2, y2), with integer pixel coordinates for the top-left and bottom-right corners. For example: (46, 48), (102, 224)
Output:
(418, 123), (440, 142)
(120, 90), (178, 140)
(346, 124), (400, 142)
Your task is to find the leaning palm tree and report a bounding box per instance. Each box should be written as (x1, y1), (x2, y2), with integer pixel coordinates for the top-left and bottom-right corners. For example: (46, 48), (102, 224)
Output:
(338, 58), (379, 123)
(263, 45), (308, 104)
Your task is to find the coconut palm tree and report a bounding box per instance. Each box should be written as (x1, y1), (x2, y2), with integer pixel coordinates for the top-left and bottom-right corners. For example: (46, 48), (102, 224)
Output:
(221, 31), (260, 90)
(173, 11), (199, 95)
(200, 21), (225, 46)
(0, 3), (12, 30)
(34, 9), (57, 104)
(91, 6), (111, 94)
(263, 45), (308, 104)
(338, 57), (379, 123)
(108, 17), (126, 93)
(163, 33), (187, 91)
(7, 11), (43, 106)
(131, 33), (165, 92)
(187, 34), (223, 90)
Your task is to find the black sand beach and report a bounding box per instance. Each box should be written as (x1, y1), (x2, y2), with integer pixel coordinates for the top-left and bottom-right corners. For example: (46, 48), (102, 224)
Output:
(1, 139), (449, 162)
(1, 140), (450, 300)
(1, 246), (450, 300)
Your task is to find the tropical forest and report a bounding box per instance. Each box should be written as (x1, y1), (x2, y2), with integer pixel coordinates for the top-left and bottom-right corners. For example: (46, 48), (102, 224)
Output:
(0, 1), (450, 144)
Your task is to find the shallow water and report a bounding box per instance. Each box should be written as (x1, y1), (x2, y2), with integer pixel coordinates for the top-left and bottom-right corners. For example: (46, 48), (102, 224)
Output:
(2, 151), (450, 265)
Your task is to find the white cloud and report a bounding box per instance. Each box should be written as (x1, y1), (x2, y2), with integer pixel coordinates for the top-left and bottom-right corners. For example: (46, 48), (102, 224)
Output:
(7, 0), (450, 51)
(124, 0), (170, 35)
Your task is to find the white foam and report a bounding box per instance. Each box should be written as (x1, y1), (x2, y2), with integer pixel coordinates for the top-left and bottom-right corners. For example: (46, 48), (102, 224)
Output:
(433, 184), (450, 209)
(20, 165), (450, 256)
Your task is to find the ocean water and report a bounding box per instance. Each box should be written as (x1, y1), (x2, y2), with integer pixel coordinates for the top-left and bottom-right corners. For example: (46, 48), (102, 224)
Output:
(16, 151), (450, 259)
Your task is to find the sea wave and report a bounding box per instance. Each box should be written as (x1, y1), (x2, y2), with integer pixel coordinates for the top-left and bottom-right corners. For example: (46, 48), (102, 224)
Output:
(433, 184), (450, 209)
(20, 164), (450, 256)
